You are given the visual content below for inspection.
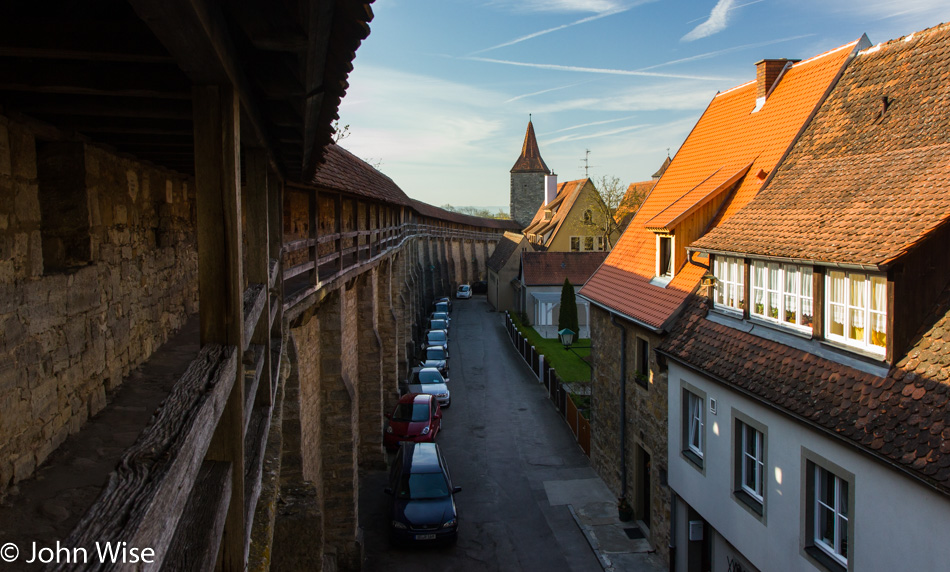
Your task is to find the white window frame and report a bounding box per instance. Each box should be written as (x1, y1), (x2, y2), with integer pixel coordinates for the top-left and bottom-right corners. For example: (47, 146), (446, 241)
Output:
(750, 260), (813, 332)
(687, 391), (704, 458)
(596, 236), (605, 251)
(814, 465), (849, 567)
(657, 234), (674, 278)
(570, 236), (580, 252)
(713, 255), (745, 314)
(740, 423), (764, 501)
(584, 236), (594, 251)
(825, 271), (886, 354)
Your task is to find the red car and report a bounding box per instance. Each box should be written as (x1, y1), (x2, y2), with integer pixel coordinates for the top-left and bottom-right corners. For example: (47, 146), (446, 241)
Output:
(384, 393), (442, 451)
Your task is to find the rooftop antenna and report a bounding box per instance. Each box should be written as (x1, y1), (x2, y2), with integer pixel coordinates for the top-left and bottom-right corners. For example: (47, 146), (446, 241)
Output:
(581, 149), (595, 178)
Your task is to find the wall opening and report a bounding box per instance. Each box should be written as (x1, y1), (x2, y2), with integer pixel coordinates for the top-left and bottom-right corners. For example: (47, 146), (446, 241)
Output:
(35, 140), (92, 273)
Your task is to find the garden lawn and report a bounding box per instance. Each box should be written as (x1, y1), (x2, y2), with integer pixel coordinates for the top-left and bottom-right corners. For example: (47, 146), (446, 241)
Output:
(511, 315), (591, 383)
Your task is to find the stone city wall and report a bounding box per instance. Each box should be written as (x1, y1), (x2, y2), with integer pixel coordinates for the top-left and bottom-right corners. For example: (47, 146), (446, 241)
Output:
(0, 114), (197, 496)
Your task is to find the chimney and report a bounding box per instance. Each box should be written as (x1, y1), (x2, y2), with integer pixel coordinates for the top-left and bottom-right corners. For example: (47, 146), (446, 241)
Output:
(544, 171), (558, 205)
(753, 59), (795, 111)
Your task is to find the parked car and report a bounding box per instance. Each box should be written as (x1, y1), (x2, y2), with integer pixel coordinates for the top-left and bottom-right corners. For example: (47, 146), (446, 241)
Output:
(384, 393), (442, 451)
(422, 329), (449, 351)
(434, 297), (452, 313)
(471, 280), (487, 294)
(421, 344), (449, 377)
(455, 284), (471, 299)
(404, 367), (450, 407)
(385, 442), (461, 545)
(429, 311), (451, 326)
(428, 318), (449, 332)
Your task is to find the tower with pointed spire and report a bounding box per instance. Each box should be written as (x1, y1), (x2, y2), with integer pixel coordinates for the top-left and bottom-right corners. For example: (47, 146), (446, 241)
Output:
(510, 117), (550, 228)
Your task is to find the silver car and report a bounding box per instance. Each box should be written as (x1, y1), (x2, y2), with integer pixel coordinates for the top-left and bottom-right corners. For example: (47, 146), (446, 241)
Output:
(406, 367), (450, 408)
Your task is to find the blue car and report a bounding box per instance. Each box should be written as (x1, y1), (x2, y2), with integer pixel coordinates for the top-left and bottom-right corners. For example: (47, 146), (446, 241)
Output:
(385, 442), (461, 545)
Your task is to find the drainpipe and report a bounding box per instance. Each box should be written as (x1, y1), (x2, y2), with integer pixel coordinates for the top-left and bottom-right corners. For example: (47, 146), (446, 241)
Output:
(610, 312), (627, 502)
(670, 494), (677, 572)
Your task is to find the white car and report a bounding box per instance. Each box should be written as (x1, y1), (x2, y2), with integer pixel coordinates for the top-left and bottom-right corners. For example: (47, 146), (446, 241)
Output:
(456, 284), (472, 299)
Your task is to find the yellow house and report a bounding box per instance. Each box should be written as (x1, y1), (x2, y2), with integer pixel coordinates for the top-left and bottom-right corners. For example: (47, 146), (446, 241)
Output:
(522, 178), (619, 252)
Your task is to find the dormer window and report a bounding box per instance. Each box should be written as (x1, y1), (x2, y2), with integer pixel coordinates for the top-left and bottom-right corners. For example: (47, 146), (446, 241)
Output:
(751, 261), (813, 331)
(658, 235), (673, 278)
(826, 271), (886, 353)
(713, 256), (745, 313)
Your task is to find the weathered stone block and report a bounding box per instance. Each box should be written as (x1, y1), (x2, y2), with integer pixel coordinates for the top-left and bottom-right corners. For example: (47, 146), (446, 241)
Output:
(0, 120), (11, 177)
(13, 451), (36, 483)
(9, 123), (36, 181)
(14, 181), (40, 225)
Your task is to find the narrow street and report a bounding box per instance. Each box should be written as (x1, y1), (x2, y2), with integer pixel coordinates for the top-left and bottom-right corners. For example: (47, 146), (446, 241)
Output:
(359, 295), (604, 571)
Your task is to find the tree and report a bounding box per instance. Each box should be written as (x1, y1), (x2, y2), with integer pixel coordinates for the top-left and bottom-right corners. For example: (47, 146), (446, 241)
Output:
(558, 278), (579, 340)
(331, 120), (350, 142)
(440, 204), (511, 220)
(583, 175), (647, 250)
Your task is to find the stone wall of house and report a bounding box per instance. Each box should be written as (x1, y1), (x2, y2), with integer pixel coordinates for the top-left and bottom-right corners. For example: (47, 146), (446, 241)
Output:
(589, 306), (671, 566)
(0, 115), (197, 496)
(510, 171), (545, 228)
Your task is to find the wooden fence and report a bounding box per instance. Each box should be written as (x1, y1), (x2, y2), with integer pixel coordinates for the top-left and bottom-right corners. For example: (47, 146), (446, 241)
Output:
(504, 312), (590, 457)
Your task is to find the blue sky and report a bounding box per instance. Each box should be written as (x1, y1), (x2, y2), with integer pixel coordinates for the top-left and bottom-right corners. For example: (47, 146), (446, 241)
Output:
(338, 0), (949, 209)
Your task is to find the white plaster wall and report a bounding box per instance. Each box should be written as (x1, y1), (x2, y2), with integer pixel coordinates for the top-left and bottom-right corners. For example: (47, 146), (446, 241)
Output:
(667, 361), (950, 572)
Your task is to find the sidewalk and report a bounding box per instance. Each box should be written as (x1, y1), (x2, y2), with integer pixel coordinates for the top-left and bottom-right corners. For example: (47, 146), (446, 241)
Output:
(543, 477), (666, 572)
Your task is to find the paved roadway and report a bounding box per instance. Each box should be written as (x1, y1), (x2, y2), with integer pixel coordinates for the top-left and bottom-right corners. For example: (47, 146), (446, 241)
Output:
(359, 296), (604, 572)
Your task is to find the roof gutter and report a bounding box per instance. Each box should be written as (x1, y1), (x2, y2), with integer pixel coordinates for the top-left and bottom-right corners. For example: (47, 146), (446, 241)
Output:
(579, 294), (665, 335)
(687, 246), (885, 273)
(656, 344), (949, 500)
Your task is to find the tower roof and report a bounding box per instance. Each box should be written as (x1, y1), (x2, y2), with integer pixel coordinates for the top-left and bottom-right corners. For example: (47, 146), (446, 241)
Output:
(510, 120), (550, 173)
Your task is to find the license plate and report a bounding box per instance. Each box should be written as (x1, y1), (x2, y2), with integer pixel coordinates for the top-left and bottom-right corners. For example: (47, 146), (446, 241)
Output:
(415, 534), (436, 540)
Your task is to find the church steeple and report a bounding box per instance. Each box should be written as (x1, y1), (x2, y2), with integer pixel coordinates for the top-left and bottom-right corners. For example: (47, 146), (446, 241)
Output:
(510, 118), (549, 173)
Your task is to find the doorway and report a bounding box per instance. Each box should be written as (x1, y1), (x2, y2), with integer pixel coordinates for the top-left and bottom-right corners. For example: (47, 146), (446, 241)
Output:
(636, 445), (651, 532)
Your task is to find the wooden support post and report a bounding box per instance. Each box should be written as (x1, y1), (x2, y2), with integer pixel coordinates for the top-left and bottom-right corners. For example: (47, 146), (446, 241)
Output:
(309, 188), (318, 285)
(335, 193), (343, 274)
(193, 84), (246, 571)
(245, 148), (273, 406)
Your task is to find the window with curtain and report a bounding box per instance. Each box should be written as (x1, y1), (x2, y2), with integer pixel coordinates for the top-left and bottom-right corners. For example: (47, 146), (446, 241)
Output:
(750, 261), (813, 330)
(825, 271), (886, 353)
(713, 255), (745, 313)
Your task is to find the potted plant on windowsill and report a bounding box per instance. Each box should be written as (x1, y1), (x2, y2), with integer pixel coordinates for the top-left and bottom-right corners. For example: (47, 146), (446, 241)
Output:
(618, 498), (633, 522)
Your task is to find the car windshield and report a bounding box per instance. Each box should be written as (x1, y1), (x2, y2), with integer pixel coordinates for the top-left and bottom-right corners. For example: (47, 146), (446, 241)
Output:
(430, 319), (446, 330)
(417, 370), (444, 384)
(459, 286), (469, 292)
(435, 302), (448, 313)
(392, 402), (429, 422)
(432, 312), (449, 322)
(425, 348), (446, 360)
(427, 331), (446, 344)
(398, 472), (449, 500)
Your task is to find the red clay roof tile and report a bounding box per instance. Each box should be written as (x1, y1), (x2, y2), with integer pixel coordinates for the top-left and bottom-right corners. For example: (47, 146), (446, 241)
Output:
(521, 251), (608, 287)
(580, 39), (860, 327)
(693, 23), (950, 266)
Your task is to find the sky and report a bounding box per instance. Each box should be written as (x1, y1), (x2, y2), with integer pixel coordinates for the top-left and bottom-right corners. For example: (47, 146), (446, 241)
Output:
(338, 0), (950, 210)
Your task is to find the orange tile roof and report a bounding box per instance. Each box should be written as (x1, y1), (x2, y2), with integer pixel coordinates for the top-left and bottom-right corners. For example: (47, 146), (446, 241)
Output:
(580, 38), (862, 329)
(615, 180), (655, 225)
(645, 163), (751, 232)
(511, 120), (550, 173)
(693, 23), (950, 267)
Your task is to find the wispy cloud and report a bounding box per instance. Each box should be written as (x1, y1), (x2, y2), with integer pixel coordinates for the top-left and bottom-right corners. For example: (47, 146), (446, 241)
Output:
(682, 0), (737, 42)
(531, 82), (717, 114)
(685, 0), (763, 24)
(640, 34), (815, 71)
(504, 80), (596, 104)
(489, 0), (628, 13)
(472, 7), (630, 54)
(468, 56), (732, 81)
(543, 115), (641, 135)
(816, 0), (950, 20)
(546, 124), (648, 145)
